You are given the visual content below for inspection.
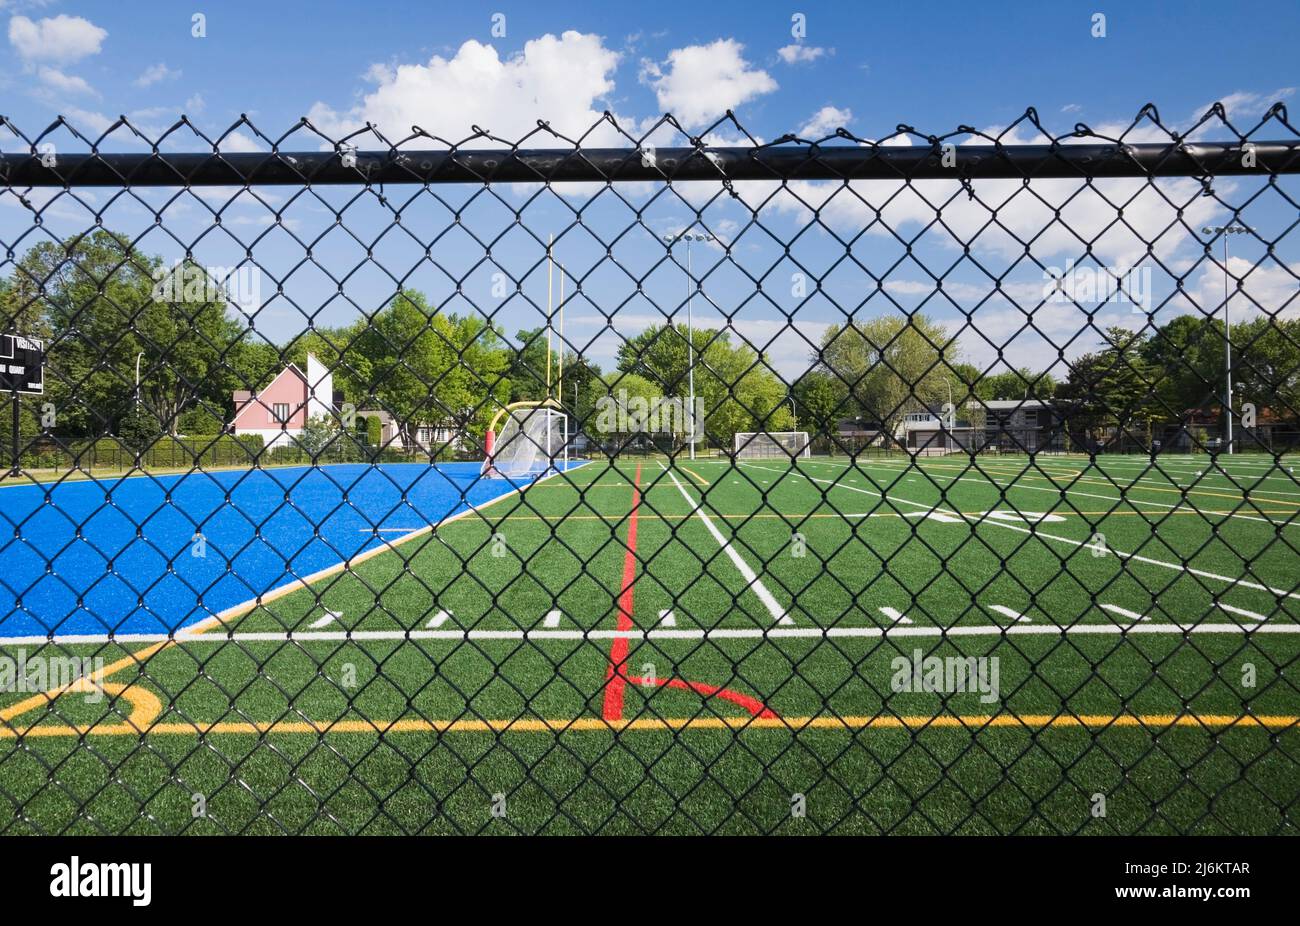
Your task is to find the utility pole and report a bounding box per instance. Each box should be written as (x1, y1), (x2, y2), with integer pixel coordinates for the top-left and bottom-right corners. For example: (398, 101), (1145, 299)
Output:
(1201, 224), (1252, 454)
(663, 231), (713, 460)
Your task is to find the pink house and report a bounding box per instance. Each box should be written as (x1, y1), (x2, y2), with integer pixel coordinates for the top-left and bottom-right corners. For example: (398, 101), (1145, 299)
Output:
(230, 354), (339, 448)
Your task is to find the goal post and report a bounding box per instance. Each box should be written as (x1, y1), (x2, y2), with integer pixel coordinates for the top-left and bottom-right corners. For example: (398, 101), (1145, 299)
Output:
(733, 431), (811, 460)
(482, 399), (567, 479)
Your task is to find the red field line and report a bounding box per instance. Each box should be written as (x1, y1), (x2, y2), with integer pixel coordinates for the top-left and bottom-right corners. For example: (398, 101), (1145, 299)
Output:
(598, 462), (778, 724)
(602, 462), (642, 721)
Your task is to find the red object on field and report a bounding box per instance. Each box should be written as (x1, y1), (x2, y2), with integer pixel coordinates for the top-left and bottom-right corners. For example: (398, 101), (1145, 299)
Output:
(481, 428), (496, 476)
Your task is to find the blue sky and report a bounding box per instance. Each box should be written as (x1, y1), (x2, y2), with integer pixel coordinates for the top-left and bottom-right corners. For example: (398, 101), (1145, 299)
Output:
(2, 0), (1297, 381)
(2, 1), (1296, 144)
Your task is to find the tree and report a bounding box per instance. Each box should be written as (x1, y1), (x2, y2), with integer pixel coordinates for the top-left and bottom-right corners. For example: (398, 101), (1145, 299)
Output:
(1139, 314), (1224, 414)
(616, 323), (795, 447)
(117, 405), (163, 454)
(977, 368), (1058, 401)
(506, 327), (602, 418)
(1230, 316), (1300, 422)
(11, 232), (241, 438)
(817, 314), (956, 444)
(351, 290), (510, 450)
(584, 372), (664, 443)
(1061, 326), (1164, 441)
(1138, 312), (1300, 428)
(791, 369), (849, 435)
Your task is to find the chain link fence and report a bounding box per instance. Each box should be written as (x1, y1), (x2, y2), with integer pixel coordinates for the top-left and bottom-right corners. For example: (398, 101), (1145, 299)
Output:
(1, 105), (1298, 834)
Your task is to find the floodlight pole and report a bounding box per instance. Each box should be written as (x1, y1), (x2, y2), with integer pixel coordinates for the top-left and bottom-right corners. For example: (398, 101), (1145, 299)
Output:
(686, 238), (696, 461)
(559, 263), (567, 471)
(1202, 224), (1252, 455)
(665, 232), (712, 460)
(135, 351), (145, 410)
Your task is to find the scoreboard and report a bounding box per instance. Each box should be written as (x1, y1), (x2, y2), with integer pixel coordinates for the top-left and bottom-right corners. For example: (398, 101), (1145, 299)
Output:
(0, 333), (44, 395)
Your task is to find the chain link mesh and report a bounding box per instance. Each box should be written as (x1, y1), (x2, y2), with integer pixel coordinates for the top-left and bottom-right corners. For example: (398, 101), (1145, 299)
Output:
(1, 105), (1298, 834)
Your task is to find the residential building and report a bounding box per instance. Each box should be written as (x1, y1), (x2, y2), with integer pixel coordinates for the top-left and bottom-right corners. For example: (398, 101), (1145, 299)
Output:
(229, 354), (340, 448)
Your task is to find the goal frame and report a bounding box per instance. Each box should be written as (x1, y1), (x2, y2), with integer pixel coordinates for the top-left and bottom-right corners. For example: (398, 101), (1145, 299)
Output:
(732, 431), (812, 460)
(482, 399), (567, 478)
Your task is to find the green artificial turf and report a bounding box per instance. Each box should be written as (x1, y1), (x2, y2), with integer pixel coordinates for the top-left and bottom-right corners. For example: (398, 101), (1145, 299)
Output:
(2, 454), (1298, 833)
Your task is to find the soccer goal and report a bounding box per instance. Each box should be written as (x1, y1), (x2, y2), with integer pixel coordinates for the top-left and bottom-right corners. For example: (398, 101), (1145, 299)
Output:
(482, 400), (567, 479)
(733, 431), (811, 459)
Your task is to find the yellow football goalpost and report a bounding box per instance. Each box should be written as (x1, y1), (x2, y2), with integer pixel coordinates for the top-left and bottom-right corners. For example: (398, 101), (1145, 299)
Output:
(481, 236), (567, 477)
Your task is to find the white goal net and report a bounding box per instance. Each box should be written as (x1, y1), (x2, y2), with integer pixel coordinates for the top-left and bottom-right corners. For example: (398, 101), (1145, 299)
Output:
(733, 431), (811, 459)
(484, 406), (567, 479)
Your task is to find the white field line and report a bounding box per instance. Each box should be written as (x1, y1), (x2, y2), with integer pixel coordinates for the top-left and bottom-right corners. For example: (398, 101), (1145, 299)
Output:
(659, 463), (792, 625)
(879, 606), (913, 625)
(543, 610), (563, 628)
(1025, 467), (1300, 503)
(987, 605), (1030, 623)
(308, 611), (340, 629)
(839, 459), (1300, 530)
(1049, 456), (1298, 475)
(180, 461), (591, 636)
(744, 461), (1300, 603)
(1220, 603), (1268, 622)
(3, 622), (1297, 647)
(1101, 603), (1146, 621)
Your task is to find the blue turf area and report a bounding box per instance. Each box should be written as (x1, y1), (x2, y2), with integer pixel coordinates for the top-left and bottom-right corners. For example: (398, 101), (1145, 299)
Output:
(0, 462), (580, 638)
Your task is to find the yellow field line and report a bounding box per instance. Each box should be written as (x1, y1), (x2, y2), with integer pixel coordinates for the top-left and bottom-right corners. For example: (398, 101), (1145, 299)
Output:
(680, 465), (711, 487)
(3, 712), (1295, 739)
(0, 640), (171, 723)
(0, 467), (585, 722)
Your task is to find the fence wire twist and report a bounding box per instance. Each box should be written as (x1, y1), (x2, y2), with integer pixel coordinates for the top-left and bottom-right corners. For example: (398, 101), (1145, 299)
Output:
(1, 105), (1298, 834)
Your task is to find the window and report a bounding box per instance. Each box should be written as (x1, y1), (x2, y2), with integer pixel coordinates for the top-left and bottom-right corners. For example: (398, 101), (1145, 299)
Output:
(272, 403), (290, 424)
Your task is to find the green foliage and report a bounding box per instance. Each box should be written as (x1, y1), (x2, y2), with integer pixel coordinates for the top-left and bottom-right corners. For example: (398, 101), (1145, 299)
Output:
(1062, 326), (1165, 435)
(1140, 313), (1300, 421)
(791, 370), (848, 432)
(976, 368), (1059, 401)
(615, 323), (794, 446)
(817, 314), (956, 438)
(117, 406), (164, 453)
(350, 290), (510, 448)
(65, 434), (264, 470)
(11, 232), (245, 439)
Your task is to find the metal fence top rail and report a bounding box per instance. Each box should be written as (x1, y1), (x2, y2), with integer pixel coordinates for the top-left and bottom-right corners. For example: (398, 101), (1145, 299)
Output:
(2, 141), (1299, 187)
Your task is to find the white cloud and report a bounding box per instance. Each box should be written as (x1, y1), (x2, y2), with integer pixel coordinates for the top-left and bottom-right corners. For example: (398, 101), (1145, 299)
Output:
(37, 66), (96, 97)
(62, 106), (115, 136)
(799, 105), (851, 138)
(1180, 257), (1300, 320)
(219, 131), (264, 153)
(751, 170), (1222, 268)
(307, 32), (623, 146)
(135, 62), (180, 87)
(640, 39), (776, 128)
(184, 93), (205, 114)
(8, 14), (106, 65)
(777, 44), (827, 65)
(1215, 87), (1295, 120)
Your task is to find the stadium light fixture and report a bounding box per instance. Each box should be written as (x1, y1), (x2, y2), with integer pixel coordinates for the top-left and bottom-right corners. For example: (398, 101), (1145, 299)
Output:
(1201, 224), (1254, 454)
(663, 232), (714, 459)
